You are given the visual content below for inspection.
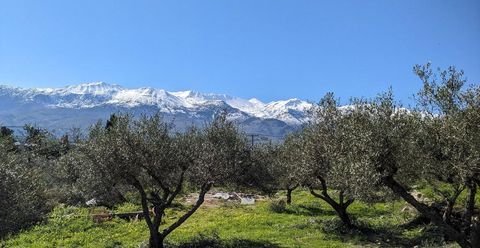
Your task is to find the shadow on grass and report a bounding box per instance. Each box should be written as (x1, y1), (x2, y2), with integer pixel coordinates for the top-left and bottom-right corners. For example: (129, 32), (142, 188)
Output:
(294, 204), (337, 216)
(170, 233), (280, 248)
(272, 201), (447, 247)
(270, 202), (337, 216)
(349, 207), (392, 218)
(312, 217), (448, 247)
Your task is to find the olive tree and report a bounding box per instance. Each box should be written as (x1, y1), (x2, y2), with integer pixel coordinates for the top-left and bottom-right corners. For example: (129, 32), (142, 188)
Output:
(297, 92), (398, 227)
(275, 133), (304, 204)
(22, 124), (68, 160)
(299, 93), (371, 227)
(232, 143), (279, 195)
(80, 113), (246, 248)
(0, 134), (49, 237)
(344, 63), (480, 248)
(412, 63), (480, 247)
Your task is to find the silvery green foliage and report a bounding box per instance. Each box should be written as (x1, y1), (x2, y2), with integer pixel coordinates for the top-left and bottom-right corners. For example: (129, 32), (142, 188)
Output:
(299, 93), (342, 188)
(81, 115), (140, 189)
(348, 64), (480, 248)
(412, 64), (480, 244)
(80, 112), (247, 195)
(275, 134), (303, 191)
(188, 112), (248, 187)
(414, 63), (480, 185)
(54, 148), (123, 206)
(243, 142), (281, 194)
(299, 93), (390, 202)
(348, 92), (420, 192)
(342, 64), (478, 201)
(81, 113), (184, 197)
(0, 138), (49, 237)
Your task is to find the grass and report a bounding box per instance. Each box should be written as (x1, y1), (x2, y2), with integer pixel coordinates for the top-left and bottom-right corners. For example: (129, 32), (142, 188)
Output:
(1, 190), (460, 248)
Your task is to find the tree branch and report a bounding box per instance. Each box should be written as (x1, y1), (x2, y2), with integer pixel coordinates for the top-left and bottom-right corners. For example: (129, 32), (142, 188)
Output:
(165, 170), (186, 206)
(309, 187), (328, 202)
(161, 181), (212, 238)
(142, 165), (171, 195)
(316, 175), (330, 198)
(129, 176), (153, 230)
(345, 198), (355, 207)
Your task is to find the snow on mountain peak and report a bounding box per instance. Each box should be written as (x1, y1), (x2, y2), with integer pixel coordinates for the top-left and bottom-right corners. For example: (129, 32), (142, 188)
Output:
(109, 87), (185, 109)
(263, 98), (311, 112)
(63, 82), (123, 95)
(248, 98), (264, 105)
(0, 82), (312, 124)
(170, 90), (195, 99)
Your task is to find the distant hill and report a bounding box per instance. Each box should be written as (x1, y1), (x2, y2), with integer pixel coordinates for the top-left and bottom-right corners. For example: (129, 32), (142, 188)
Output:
(0, 82), (313, 140)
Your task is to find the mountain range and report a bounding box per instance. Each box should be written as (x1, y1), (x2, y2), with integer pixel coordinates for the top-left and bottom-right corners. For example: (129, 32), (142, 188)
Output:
(0, 82), (313, 139)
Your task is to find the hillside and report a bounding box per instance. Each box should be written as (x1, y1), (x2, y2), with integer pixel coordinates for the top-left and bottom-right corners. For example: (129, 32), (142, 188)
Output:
(0, 82), (312, 138)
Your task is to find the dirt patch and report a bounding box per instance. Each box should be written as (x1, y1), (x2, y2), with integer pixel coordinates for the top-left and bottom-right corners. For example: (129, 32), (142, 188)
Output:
(184, 191), (267, 207)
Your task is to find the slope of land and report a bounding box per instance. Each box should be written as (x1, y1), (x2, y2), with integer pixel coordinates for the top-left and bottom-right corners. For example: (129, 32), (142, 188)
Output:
(2, 191), (462, 248)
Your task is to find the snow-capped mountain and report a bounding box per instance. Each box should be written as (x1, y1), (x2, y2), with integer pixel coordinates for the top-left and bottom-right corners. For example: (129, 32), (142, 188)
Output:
(0, 82), (313, 139)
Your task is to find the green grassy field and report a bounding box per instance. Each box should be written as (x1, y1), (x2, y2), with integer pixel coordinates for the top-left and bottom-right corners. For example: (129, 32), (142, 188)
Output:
(2, 190), (459, 248)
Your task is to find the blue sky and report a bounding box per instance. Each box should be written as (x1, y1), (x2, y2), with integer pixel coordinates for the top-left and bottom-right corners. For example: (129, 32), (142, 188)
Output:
(0, 0), (479, 104)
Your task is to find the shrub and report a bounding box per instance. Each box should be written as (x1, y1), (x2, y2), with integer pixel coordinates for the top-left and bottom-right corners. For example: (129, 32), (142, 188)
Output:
(269, 199), (287, 213)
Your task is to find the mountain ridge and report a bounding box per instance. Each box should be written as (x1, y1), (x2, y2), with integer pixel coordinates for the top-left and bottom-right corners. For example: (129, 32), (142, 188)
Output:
(0, 82), (313, 139)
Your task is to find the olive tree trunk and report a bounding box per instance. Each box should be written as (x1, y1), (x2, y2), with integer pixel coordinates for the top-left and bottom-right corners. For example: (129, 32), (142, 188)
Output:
(286, 184), (298, 205)
(309, 176), (354, 228)
(382, 175), (472, 248)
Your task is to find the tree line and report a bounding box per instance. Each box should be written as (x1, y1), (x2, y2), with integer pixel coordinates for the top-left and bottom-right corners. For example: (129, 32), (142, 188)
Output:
(0, 63), (479, 248)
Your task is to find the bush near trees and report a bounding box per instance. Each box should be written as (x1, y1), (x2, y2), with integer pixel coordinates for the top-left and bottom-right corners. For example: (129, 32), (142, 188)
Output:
(0, 128), (49, 238)
(0, 63), (478, 248)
